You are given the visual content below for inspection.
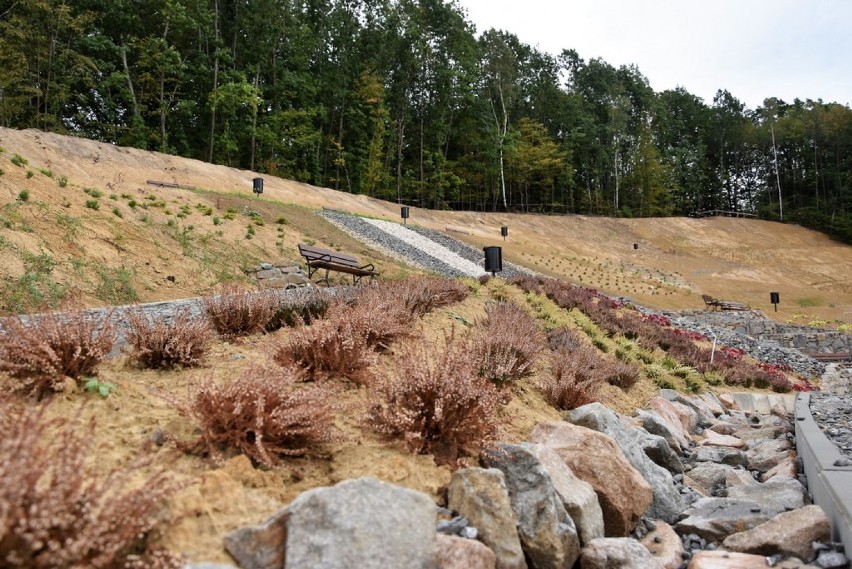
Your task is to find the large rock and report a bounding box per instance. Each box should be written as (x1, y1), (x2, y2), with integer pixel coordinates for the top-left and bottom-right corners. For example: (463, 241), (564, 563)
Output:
(746, 445), (794, 473)
(282, 477), (437, 569)
(636, 409), (689, 454)
(657, 390), (714, 426)
(566, 404), (686, 523)
(224, 509), (287, 569)
(675, 498), (772, 542)
(481, 444), (580, 569)
(761, 455), (798, 481)
(639, 521), (684, 569)
(733, 426), (786, 442)
(529, 421), (652, 537)
(724, 468), (758, 489)
(648, 397), (695, 439)
(725, 478), (807, 515)
(697, 393), (726, 417)
(722, 505), (830, 561)
(688, 550), (822, 568)
(699, 430), (746, 449)
(525, 443), (605, 545)
(631, 426), (684, 474)
(682, 462), (739, 495)
(691, 446), (747, 467)
(579, 538), (661, 569)
(437, 534), (497, 569)
(446, 468), (527, 569)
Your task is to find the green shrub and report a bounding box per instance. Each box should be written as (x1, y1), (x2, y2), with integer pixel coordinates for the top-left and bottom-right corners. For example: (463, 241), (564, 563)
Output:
(57, 175), (67, 187)
(11, 154), (27, 167)
(39, 168), (53, 178)
(26, 170), (33, 179)
(85, 199), (99, 210)
(17, 189), (29, 202)
(128, 199), (137, 209)
(112, 207), (123, 218)
(212, 216), (222, 225)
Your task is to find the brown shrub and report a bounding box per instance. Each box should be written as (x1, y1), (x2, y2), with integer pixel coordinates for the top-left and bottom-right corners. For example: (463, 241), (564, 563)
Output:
(0, 397), (182, 568)
(547, 326), (584, 351)
(0, 307), (116, 397)
(606, 359), (642, 389)
(202, 284), (279, 339)
(177, 363), (343, 467)
(274, 308), (378, 384)
(470, 301), (544, 387)
(369, 334), (503, 467)
(125, 309), (212, 369)
(540, 347), (603, 410)
(342, 289), (416, 350)
(384, 275), (469, 318)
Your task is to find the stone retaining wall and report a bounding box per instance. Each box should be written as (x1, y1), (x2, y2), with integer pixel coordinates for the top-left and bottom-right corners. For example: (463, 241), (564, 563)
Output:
(681, 310), (851, 353)
(243, 262), (313, 289)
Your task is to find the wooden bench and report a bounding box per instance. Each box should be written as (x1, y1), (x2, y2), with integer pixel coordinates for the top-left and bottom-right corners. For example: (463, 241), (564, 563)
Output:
(702, 294), (750, 311)
(298, 243), (377, 286)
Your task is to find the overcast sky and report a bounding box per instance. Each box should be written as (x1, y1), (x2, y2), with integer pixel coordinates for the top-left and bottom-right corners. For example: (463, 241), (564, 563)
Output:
(457, 0), (852, 110)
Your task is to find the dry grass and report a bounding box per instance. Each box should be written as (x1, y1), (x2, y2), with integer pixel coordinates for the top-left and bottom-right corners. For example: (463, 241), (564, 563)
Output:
(0, 397), (182, 568)
(125, 309), (212, 369)
(369, 333), (504, 467)
(176, 363), (343, 467)
(0, 306), (116, 397)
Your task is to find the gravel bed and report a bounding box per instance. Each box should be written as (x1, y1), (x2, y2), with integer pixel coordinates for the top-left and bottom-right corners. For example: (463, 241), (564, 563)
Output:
(319, 210), (475, 278)
(661, 310), (827, 380)
(809, 386), (852, 463)
(405, 225), (535, 280)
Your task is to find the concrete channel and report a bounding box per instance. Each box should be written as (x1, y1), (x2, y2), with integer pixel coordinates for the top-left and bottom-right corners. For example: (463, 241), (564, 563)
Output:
(795, 392), (852, 555)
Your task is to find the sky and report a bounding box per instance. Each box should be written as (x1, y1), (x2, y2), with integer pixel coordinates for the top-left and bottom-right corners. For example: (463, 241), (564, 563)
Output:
(457, 0), (852, 110)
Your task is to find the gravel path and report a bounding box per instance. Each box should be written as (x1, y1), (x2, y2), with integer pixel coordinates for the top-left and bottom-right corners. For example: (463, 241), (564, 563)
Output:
(319, 209), (533, 280)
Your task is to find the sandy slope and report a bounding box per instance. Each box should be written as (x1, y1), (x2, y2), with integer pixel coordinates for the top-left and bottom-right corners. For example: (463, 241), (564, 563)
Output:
(1, 127), (850, 325)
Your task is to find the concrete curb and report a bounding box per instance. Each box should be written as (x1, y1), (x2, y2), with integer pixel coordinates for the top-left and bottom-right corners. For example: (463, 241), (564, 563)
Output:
(795, 392), (852, 554)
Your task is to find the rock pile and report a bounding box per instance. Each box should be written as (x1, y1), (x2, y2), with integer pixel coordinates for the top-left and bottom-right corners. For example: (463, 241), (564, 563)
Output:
(242, 262), (312, 289)
(202, 390), (848, 569)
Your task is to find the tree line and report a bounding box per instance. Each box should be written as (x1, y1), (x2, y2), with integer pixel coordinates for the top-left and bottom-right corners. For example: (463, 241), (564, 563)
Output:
(1, 0), (850, 242)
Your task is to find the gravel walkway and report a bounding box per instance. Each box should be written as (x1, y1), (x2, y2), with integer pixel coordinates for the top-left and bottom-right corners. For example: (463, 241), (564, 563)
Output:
(319, 209), (533, 280)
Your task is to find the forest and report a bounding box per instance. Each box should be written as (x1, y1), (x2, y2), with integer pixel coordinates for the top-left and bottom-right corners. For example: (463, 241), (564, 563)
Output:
(1, 0), (850, 242)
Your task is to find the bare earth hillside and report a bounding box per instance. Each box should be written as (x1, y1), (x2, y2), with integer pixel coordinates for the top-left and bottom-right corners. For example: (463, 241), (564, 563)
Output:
(1, 127), (849, 325)
(0, 127), (848, 565)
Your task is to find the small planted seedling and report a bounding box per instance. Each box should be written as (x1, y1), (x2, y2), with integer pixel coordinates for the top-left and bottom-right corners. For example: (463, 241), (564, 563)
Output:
(84, 377), (118, 398)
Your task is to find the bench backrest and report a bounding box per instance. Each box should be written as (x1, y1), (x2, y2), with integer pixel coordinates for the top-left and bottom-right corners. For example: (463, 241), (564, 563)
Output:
(298, 243), (360, 266)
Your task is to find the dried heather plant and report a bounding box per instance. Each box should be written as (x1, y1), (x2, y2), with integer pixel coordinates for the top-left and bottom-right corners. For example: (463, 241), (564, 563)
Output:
(540, 347), (603, 410)
(125, 309), (212, 369)
(0, 307), (116, 397)
(0, 397), (182, 568)
(202, 284), (279, 339)
(334, 291), (414, 351)
(369, 333), (504, 467)
(274, 303), (379, 384)
(470, 301), (545, 387)
(178, 363), (343, 466)
(383, 275), (470, 317)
